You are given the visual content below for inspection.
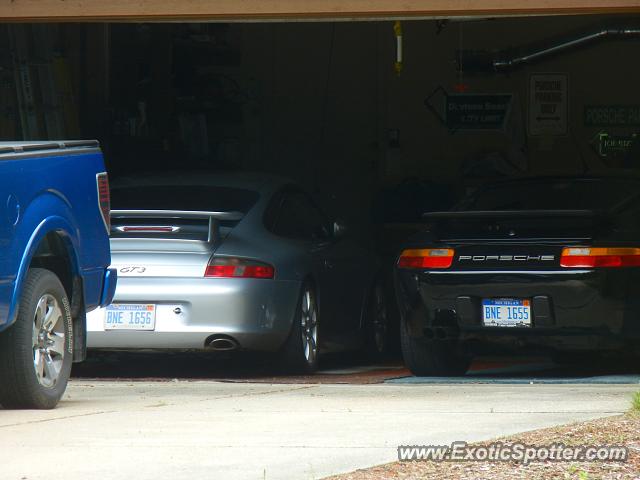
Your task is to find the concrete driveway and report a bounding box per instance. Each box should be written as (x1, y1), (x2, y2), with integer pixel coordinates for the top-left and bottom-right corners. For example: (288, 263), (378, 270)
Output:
(0, 380), (636, 480)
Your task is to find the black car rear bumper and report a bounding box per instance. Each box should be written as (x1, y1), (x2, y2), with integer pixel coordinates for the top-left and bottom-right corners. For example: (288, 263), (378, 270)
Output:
(395, 268), (640, 351)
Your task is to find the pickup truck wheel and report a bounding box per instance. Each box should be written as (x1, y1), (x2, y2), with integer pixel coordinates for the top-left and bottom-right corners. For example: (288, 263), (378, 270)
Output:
(0, 268), (72, 409)
(400, 319), (469, 376)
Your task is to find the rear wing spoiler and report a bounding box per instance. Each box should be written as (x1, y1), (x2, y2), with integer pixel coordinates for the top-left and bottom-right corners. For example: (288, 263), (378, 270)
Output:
(110, 210), (244, 243)
(422, 209), (602, 220)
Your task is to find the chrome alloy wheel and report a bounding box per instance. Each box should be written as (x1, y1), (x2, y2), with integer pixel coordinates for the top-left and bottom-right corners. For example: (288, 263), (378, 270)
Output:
(32, 294), (66, 388)
(300, 289), (318, 365)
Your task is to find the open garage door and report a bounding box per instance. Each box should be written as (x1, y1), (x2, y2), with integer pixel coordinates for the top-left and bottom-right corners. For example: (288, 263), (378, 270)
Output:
(1, 0), (640, 22)
(3, 15), (640, 211)
(2, 10), (640, 361)
(2, 14), (640, 230)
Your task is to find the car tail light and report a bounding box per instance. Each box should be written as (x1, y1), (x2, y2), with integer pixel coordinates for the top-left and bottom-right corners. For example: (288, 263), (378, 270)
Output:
(96, 172), (111, 234)
(205, 257), (275, 279)
(560, 247), (640, 268)
(117, 226), (179, 233)
(397, 248), (455, 269)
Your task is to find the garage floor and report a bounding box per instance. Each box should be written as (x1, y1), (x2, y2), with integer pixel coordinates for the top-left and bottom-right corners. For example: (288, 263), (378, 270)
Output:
(71, 351), (640, 385)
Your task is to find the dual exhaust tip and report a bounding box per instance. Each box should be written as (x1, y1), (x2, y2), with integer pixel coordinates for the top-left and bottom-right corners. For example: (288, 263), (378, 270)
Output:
(205, 335), (239, 351)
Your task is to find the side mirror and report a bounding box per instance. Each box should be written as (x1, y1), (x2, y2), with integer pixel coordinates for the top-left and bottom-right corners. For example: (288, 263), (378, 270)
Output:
(333, 220), (348, 238)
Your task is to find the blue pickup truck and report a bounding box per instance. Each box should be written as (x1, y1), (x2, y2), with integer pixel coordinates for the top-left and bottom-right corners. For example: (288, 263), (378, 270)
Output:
(0, 141), (116, 409)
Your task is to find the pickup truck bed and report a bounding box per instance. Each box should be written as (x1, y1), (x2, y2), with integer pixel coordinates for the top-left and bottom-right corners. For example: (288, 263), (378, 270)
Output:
(0, 140), (116, 409)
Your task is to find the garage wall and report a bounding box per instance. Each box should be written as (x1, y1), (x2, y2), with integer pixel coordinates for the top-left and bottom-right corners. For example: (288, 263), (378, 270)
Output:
(386, 15), (640, 183)
(2, 16), (638, 223)
(240, 22), (381, 220)
(236, 15), (640, 214)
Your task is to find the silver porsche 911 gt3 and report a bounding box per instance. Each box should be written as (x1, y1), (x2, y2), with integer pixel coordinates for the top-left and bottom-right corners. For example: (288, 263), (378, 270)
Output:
(86, 172), (388, 372)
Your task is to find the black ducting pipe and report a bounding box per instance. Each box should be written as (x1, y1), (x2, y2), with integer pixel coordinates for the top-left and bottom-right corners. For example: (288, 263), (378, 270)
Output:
(495, 28), (640, 70)
(460, 27), (640, 73)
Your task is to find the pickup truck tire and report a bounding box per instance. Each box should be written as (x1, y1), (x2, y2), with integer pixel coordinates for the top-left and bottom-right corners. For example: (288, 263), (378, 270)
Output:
(0, 268), (72, 409)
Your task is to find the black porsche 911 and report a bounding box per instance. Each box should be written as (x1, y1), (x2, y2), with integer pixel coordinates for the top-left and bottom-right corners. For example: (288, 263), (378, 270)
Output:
(395, 176), (640, 376)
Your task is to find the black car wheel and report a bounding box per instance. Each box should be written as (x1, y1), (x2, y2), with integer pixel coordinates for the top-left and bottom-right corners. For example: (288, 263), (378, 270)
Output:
(364, 278), (389, 360)
(0, 268), (73, 409)
(279, 282), (319, 374)
(400, 319), (469, 376)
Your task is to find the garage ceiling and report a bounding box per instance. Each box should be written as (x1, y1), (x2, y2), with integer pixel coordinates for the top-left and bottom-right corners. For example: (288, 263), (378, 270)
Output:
(2, 0), (640, 22)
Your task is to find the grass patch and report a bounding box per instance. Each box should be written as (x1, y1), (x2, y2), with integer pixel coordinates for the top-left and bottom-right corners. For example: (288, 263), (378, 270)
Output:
(632, 391), (640, 413)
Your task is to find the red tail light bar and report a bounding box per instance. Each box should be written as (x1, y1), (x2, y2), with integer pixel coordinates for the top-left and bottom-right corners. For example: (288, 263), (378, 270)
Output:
(205, 257), (275, 279)
(398, 248), (455, 269)
(116, 226), (180, 233)
(96, 172), (111, 234)
(560, 247), (640, 268)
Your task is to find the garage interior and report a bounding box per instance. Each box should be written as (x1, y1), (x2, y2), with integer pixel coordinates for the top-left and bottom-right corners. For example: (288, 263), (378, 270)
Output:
(2, 16), (639, 223)
(2, 14), (640, 303)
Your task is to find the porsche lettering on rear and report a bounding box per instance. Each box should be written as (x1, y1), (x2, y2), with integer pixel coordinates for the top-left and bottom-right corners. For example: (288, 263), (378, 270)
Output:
(458, 255), (555, 262)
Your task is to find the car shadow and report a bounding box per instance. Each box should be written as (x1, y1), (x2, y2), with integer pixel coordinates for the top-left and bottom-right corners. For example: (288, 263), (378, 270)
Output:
(71, 350), (406, 383)
(71, 350), (640, 385)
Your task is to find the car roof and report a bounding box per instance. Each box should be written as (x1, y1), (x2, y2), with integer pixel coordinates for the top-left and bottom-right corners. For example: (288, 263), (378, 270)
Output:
(112, 171), (294, 196)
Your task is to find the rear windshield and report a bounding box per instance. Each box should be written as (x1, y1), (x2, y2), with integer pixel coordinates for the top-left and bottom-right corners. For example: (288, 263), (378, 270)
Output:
(459, 178), (640, 211)
(111, 185), (259, 214)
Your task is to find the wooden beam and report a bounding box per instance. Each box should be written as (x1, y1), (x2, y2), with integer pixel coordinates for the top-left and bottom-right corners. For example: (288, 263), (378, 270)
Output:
(2, 0), (640, 22)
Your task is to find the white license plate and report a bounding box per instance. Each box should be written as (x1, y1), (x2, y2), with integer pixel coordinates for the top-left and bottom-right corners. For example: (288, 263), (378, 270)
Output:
(104, 304), (156, 331)
(482, 299), (531, 327)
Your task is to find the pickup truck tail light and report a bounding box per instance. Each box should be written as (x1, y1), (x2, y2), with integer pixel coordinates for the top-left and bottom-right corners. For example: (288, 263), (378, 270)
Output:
(398, 248), (455, 269)
(205, 257), (275, 279)
(96, 172), (111, 234)
(560, 247), (640, 268)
